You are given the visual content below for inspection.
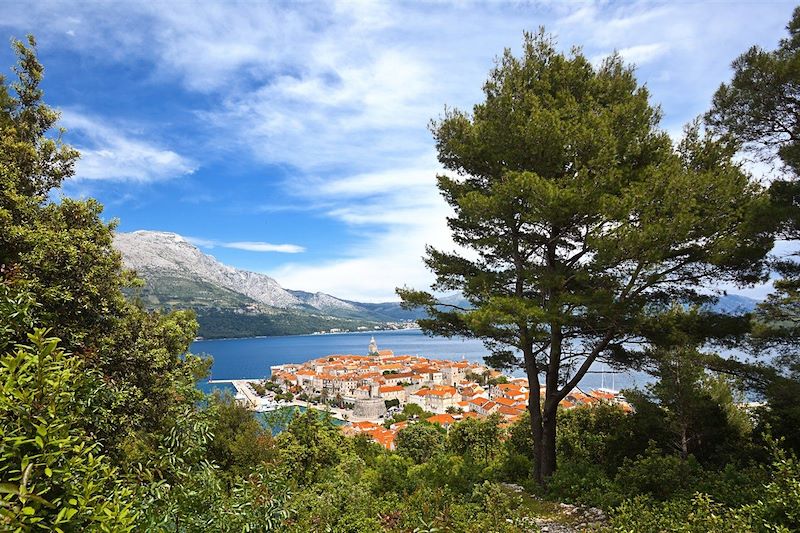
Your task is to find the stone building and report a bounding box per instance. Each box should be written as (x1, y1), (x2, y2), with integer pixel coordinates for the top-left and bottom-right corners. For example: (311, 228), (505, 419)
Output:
(353, 380), (386, 419)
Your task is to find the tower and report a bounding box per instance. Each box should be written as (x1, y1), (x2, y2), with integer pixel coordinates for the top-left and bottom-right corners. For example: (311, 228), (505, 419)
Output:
(368, 336), (378, 355)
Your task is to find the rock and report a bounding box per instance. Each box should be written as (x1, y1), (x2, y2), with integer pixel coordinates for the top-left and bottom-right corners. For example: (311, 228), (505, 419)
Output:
(500, 482), (525, 493)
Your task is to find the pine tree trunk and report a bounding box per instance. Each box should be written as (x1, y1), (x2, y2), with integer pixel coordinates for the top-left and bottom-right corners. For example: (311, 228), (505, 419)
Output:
(528, 396), (544, 484)
(541, 405), (558, 479)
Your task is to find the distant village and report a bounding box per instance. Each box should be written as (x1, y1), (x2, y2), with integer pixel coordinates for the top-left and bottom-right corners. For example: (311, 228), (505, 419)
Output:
(234, 337), (631, 451)
(312, 321), (419, 335)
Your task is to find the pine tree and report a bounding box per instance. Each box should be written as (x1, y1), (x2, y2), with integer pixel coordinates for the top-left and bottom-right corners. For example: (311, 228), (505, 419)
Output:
(399, 31), (772, 484)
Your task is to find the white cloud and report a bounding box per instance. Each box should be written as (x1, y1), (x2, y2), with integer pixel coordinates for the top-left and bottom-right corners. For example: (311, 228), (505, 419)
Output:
(227, 242), (306, 253)
(266, 157), (459, 301)
(269, 209), (453, 301)
(60, 111), (195, 183)
(616, 43), (670, 66)
(187, 237), (305, 254)
(3, 0), (795, 301)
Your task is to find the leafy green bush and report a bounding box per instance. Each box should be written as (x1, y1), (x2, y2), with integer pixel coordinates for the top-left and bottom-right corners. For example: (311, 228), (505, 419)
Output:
(557, 404), (629, 469)
(606, 493), (757, 533)
(0, 329), (137, 531)
(606, 442), (800, 533)
(447, 414), (504, 463)
(496, 451), (532, 483)
(396, 423), (445, 464)
(614, 444), (703, 501)
(546, 460), (623, 509)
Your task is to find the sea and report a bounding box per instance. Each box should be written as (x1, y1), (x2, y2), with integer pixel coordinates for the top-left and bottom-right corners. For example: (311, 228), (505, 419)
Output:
(193, 329), (653, 396)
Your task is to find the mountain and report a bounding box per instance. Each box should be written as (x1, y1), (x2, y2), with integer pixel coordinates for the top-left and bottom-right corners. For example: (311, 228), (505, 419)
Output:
(113, 230), (761, 338)
(708, 294), (758, 314)
(113, 231), (407, 337)
(116, 231), (299, 309)
(114, 231), (363, 315)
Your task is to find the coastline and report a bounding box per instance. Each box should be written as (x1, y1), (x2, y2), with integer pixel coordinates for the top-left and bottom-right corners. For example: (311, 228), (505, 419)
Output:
(193, 326), (423, 343)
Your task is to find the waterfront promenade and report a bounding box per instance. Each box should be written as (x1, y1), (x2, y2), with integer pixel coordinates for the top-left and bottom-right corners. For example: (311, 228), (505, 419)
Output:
(208, 379), (261, 409)
(207, 379), (379, 423)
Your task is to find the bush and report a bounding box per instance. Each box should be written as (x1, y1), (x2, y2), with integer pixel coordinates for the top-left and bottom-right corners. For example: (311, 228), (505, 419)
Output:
(0, 329), (137, 531)
(607, 494), (756, 533)
(496, 452), (532, 484)
(557, 404), (629, 471)
(396, 423), (445, 464)
(607, 443), (800, 533)
(546, 460), (623, 509)
(614, 444), (703, 501)
(448, 414), (504, 463)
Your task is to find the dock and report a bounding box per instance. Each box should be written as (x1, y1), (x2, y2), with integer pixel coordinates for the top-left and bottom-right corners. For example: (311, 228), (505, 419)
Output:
(207, 379), (263, 409)
(206, 379), (365, 423)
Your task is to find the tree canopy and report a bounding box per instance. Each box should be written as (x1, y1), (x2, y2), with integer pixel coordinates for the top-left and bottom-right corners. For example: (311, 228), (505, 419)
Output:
(399, 30), (773, 483)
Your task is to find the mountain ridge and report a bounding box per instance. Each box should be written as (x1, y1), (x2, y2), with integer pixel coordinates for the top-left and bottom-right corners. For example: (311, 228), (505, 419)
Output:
(113, 230), (761, 337)
(113, 231), (423, 332)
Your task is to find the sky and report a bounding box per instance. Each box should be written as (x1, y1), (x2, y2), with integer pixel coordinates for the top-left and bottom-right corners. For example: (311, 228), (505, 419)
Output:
(0, 1), (795, 302)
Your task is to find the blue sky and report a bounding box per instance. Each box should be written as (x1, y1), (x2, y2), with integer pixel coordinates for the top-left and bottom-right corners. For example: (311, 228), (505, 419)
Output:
(0, 1), (795, 301)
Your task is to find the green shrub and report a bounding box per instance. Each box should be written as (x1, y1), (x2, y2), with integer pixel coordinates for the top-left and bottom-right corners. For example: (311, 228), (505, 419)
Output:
(0, 329), (137, 532)
(496, 451), (532, 483)
(614, 444), (703, 501)
(546, 460), (623, 509)
(557, 404), (629, 469)
(606, 493), (756, 533)
(396, 423), (445, 464)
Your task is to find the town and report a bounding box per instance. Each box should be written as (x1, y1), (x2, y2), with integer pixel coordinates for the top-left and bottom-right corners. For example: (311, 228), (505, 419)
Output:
(228, 337), (632, 451)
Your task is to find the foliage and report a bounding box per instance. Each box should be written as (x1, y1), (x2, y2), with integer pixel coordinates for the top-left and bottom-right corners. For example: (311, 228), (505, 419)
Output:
(638, 347), (753, 464)
(614, 444), (703, 501)
(206, 391), (277, 480)
(399, 29), (772, 484)
(447, 414), (504, 463)
(708, 6), (800, 458)
(556, 404), (629, 469)
(2, 26), (799, 533)
(606, 443), (800, 533)
(546, 460), (622, 509)
(194, 308), (380, 339)
(706, 6), (800, 179)
(0, 328), (136, 532)
(384, 402), (433, 427)
(384, 398), (400, 409)
(396, 423), (446, 464)
(277, 409), (346, 485)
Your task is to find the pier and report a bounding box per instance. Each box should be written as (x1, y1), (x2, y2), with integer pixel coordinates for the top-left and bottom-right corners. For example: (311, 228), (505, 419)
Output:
(208, 379), (262, 409)
(206, 379), (361, 423)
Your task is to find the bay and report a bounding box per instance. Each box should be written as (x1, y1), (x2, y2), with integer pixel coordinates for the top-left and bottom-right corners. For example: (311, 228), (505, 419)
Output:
(192, 329), (653, 395)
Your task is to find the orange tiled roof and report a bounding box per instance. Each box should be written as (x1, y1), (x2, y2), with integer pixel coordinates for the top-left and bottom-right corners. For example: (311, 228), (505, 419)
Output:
(351, 421), (381, 431)
(386, 372), (418, 380)
(494, 397), (518, 407)
(590, 389), (617, 401)
(427, 413), (456, 426)
(498, 405), (524, 416)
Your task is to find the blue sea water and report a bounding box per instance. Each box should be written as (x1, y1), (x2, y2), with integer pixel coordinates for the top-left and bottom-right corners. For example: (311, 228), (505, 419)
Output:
(192, 329), (652, 394)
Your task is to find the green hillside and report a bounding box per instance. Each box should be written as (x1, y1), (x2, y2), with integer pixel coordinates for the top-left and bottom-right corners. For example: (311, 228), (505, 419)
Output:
(128, 272), (257, 309)
(195, 308), (382, 338)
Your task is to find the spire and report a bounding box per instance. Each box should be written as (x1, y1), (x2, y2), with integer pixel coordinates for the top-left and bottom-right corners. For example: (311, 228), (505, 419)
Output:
(368, 336), (378, 355)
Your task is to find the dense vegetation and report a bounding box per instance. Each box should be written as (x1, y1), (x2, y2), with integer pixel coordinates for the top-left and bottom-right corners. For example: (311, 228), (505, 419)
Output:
(194, 308), (380, 339)
(2, 9), (800, 532)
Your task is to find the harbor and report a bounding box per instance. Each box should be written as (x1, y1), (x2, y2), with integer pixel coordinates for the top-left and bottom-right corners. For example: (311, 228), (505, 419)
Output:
(207, 378), (357, 422)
